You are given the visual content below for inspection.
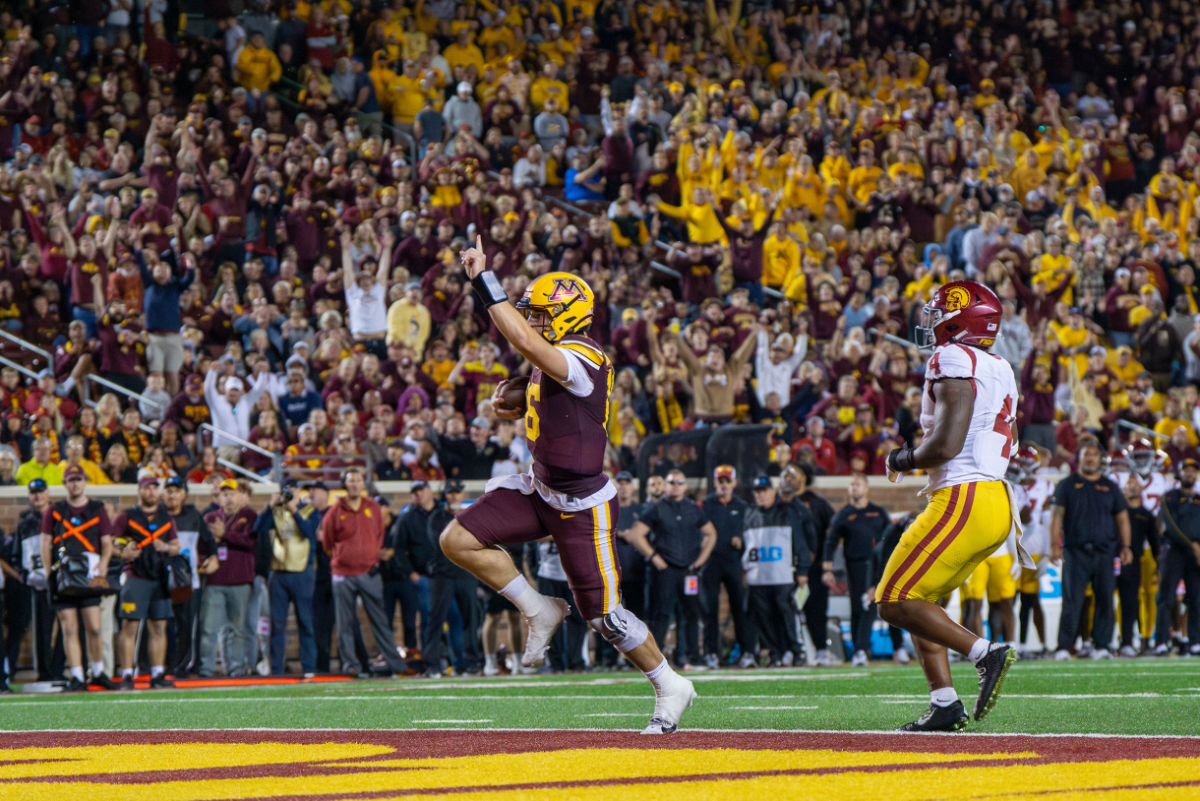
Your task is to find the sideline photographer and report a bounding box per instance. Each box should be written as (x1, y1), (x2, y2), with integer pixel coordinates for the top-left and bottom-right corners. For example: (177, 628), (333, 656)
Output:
(255, 483), (318, 675)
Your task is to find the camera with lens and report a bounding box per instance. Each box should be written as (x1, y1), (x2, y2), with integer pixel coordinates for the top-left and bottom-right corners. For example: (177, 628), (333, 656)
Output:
(278, 489), (294, 505)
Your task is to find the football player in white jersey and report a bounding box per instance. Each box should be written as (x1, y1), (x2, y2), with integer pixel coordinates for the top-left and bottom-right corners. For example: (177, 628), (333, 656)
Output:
(1109, 438), (1171, 649)
(877, 281), (1033, 731)
(1017, 446), (1054, 654)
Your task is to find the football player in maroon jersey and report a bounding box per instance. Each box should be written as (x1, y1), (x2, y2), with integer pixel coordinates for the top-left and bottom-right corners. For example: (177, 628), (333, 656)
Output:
(439, 237), (697, 734)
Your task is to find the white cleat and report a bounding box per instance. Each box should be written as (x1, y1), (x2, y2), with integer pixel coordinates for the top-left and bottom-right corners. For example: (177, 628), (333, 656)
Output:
(1053, 649), (1072, 661)
(1118, 645), (1138, 658)
(813, 649), (832, 667)
(641, 675), (697, 735)
(851, 650), (869, 667)
(521, 597), (570, 668)
(1091, 648), (1113, 660)
(893, 648), (911, 665)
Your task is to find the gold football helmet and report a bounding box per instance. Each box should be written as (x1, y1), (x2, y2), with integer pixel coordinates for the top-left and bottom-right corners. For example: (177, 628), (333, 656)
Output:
(515, 272), (595, 342)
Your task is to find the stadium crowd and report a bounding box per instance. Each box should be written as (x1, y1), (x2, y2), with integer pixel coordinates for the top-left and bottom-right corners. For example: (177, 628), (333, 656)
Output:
(0, 0), (1199, 688)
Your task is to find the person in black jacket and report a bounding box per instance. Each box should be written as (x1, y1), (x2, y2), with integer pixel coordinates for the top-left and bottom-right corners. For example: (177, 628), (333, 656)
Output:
(781, 464), (836, 665)
(422, 479), (481, 676)
(626, 468), (718, 669)
(13, 480), (60, 681)
(383, 480), (437, 654)
(1117, 475), (1160, 656)
(439, 418), (510, 480)
(740, 476), (815, 667)
(162, 477), (218, 678)
(1155, 459), (1200, 655)
(822, 474), (891, 666)
(700, 465), (752, 669)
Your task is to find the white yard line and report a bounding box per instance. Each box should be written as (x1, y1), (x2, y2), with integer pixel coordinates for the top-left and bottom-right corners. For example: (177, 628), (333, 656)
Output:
(731, 706), (819, 710)
(0, 727), (1198, 740)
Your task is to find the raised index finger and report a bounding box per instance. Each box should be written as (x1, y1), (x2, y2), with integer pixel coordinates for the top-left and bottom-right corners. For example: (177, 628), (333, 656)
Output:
(476, 235), (483, 251)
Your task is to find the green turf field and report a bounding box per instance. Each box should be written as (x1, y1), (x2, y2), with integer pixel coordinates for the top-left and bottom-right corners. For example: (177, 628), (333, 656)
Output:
(4, 659), (1199, 735)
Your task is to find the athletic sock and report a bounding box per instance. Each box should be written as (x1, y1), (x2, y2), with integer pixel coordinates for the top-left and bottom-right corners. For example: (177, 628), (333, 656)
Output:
(150, 666), (164, 678)
(484, 654), (497, 670)
(500, 574), (547, 618)
(122, 669), (134, 680)
(644, 658), (680, 694)
(91, 662), (105, 678)
(966, 638), (991, 664)
(69, 666), (85, 682)
(930, 687), (959, 707)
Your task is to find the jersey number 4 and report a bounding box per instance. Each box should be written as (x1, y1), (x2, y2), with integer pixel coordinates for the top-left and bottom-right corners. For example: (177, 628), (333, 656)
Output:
(993, 395), (1015, 458)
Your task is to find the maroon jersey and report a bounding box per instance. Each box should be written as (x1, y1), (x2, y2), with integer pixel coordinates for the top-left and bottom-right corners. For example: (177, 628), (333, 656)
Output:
(526, 334), (613, 498)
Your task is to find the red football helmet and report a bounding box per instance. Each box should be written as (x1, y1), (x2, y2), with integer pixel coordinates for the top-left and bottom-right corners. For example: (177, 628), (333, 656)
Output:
(916, 280), (1003, 348)
(1017, 445), (1039, 470)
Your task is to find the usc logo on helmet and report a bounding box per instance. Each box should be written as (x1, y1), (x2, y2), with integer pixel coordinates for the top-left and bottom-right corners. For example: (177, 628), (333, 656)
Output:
(944, 286), (972, 311)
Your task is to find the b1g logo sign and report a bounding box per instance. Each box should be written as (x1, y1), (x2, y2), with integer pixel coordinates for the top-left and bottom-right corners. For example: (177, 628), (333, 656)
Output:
(547, 277), (583, 302)
(747, 546), (784, 562)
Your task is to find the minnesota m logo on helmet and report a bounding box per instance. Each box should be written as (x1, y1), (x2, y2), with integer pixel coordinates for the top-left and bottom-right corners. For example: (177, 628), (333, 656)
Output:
(516, 271), (595, 342)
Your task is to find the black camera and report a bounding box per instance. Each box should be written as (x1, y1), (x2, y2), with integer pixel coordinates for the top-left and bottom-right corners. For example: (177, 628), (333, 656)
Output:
(280, 489), (294, 504)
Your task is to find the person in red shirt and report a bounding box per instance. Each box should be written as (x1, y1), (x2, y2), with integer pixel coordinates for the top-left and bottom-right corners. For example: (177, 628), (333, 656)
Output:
(793, 416), (838, 475)
(319, 467), (408, 677)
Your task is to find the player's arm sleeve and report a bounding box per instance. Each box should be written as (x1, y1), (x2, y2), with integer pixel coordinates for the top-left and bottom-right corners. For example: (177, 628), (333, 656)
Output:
(553, 344), (599, 397)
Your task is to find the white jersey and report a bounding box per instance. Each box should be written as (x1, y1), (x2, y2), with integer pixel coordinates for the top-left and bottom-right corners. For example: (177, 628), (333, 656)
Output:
(1021, 475), (1056, 557)
(1109, 471), (1173, 514)
(919, 343), (1019, 495)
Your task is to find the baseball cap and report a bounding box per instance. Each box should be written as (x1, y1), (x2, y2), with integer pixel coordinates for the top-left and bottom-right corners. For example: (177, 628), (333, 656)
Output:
(470, 416), (490, 429)
(614, 471), (634, 482)
(138, 476), (160, 488)
(444, 478), (466, 493)
(27, 478), (48, 493)
(1068, 306), (1082, 315)
(457, 81), (472, 94)
(185, 374), (203, 390)
(301, 480), (327, 491)
(338, 403), (357, 415)
(751, 476), (773, 490)
(63, 465), (86, 482)
(218, 478), (239, 491)
(714, 465), (737, 481)
(36, 368), (52, 379)
(224, 376), (245, 392)
(1115, 267), (1131, 279)
(411, 479), (430, 491)
(163, 476), (186, 491)
(1181, 458), (1200, 471)
(1090, 346), (1107, 357)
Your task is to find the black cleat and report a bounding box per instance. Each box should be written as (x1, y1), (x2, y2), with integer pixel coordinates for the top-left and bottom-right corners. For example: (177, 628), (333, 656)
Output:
(64, 678), (89, 693)
(149, 676), (176, 689)
(897, 700), (969, 732)
(974, 644), (1016, 721)
(119, 676), (136, 690)
(89, 673), (119, 691)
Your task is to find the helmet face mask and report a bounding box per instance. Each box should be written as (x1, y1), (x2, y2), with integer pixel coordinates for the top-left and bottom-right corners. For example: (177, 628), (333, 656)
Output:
(1124, 439), (1156, 477)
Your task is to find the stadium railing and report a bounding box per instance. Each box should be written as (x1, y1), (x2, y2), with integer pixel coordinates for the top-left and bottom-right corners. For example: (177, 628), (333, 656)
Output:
(198, 422), (282, 484)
